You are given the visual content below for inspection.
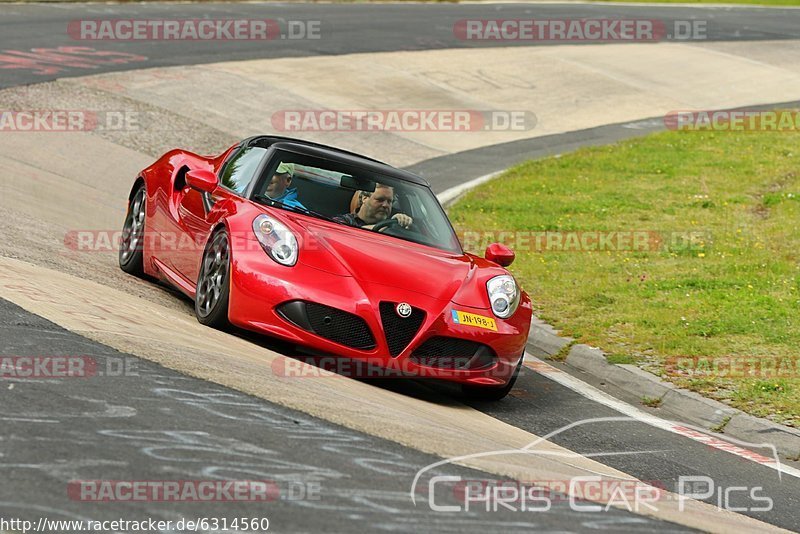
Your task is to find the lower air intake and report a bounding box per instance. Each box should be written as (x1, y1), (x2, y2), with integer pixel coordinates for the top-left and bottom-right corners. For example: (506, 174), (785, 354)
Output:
(410, 336), (496, 369)
(277, 301), (376, 350)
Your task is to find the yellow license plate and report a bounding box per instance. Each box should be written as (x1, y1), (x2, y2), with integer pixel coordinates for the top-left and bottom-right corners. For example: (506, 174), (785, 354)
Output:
(451, 310), (497, 331)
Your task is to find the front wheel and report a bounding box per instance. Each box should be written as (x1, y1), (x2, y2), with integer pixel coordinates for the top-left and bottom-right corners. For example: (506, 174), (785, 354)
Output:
(461, 357), (523, 401)
(195, 229), (232, 329)
(119, 185), (146, 277)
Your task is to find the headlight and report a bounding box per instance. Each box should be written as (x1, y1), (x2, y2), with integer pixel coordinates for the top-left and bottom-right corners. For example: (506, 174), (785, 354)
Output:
(487, 275), (520, 319)
(253, 214), (298, 266)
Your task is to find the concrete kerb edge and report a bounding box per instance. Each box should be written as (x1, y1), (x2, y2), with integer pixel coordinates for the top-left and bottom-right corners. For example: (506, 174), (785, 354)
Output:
(438, 170), (503, 208)
(437, 169), (800, 461)
(531, 328), (800, 459)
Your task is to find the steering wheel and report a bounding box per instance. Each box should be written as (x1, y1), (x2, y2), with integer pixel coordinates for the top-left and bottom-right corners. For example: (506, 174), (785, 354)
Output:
(371, 218), (400, 233)
(372, 218), (429, 243)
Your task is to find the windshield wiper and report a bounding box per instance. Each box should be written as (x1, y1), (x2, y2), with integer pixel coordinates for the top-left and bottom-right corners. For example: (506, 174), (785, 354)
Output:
(253, 195), (337, 223)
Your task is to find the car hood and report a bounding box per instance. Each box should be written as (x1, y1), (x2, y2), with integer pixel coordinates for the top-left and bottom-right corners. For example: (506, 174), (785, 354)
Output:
(293, 217), (487, 304)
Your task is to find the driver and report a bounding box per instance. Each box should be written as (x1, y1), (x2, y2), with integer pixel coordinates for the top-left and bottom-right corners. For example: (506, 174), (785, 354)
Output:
(333, 184), (412, 230)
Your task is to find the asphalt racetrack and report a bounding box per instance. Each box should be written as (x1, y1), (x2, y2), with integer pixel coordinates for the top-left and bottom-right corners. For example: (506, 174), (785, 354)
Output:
(1, 3), (799, 533)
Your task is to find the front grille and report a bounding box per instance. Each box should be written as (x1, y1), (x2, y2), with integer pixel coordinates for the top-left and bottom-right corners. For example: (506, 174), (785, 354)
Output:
(379, 302), (425, 357)
(410, 336), (495, 369)
(277, 301), (376, 350)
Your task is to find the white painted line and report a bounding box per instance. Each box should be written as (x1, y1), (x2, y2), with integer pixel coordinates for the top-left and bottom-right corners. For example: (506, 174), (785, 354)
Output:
(437, 170), (504, 206)
(524, 354), (800, 480)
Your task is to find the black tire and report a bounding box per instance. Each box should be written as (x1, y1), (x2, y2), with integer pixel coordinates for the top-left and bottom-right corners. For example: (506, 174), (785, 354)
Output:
(195, 229), (232, 329)
(119, 184), (147, 277)
(461, 356), (523, 401)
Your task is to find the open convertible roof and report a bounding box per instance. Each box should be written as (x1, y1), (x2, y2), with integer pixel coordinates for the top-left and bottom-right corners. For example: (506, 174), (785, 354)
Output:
(242, 135), (431, 188)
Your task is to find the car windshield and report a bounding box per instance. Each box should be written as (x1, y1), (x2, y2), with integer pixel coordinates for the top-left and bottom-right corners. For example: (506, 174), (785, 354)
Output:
(251, 149), (462, 254)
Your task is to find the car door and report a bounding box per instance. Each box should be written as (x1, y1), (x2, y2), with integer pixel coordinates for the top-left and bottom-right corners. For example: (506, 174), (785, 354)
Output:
(174, 146), (268, 284)
(172, 185), (215, 283)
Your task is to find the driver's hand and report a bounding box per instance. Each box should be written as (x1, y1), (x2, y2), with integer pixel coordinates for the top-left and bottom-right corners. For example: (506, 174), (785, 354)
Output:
(392, 213), (413, 228)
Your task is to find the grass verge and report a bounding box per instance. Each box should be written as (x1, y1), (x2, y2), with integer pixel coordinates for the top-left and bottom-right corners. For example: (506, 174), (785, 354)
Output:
(449, 127), (800, 427)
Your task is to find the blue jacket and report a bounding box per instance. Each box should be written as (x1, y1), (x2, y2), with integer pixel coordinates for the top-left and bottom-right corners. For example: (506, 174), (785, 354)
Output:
(271, 187), (306, 210)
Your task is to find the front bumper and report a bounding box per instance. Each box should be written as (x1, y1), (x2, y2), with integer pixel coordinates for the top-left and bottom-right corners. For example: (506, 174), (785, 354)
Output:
(228, 253), (532, 386)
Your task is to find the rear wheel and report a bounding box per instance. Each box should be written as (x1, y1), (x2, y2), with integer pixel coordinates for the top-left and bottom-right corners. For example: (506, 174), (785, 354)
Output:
(195, 229), (232, 329)
(461, 357), (523, 401)
(119, 185), (146, 277)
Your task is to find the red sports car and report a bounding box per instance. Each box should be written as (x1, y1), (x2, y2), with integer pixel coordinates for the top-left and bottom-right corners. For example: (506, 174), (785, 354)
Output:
(119, 136), (532, 400)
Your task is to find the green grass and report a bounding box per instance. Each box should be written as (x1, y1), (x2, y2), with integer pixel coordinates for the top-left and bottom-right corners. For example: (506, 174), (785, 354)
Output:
(607, 353), (637, 365)
(710, 415), (733, 433)
(641, 396), (663, 408)
(548, 340), (576, 362)
(449, 127), (800, 427)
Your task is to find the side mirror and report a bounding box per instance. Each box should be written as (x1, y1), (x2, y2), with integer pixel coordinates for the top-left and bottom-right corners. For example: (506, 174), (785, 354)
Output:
(485, 243), (515, 267)
(186, 169), (219, 194)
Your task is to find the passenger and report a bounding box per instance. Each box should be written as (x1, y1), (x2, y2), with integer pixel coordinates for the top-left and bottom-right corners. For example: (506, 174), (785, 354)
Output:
(264, 162), (306, 210)
(334, 184), (412, 230)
